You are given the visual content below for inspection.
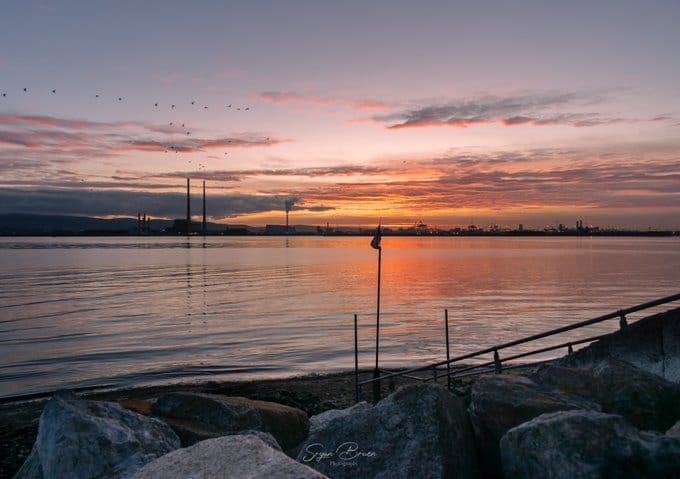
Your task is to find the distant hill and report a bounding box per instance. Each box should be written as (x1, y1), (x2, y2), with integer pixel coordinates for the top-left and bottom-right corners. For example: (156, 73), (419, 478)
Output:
(0, 214), (173, 235)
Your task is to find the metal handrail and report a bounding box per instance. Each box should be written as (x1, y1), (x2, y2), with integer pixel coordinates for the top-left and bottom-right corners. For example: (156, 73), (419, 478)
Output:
(357, 292), (680, 391)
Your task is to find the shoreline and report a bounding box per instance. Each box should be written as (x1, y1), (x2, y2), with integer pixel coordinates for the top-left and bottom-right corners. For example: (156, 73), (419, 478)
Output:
(4, 305), (678, 477)
(0, 369), (427, 478)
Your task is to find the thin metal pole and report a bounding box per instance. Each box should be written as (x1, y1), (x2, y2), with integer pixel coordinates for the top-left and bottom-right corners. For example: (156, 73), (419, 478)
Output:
(445, 309), (451, 390)
(202, 180), (206, 236)
(373, 246), (382, 403)
(186, 178), (191, 235)
(354, 314), (359, 403)
(375, 246), (382, 370)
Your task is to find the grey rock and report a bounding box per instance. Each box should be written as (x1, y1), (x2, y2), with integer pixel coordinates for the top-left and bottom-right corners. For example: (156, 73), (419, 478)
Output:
(308, 401), (370, 435)
(501, 409), (680, 479)
(150, 392), (308, 451)
(234, 429), (282, 451)
(297, 383), (479, 479)
(14, 390), (180, 479)
(530, 358), (680, 431)
(667, 420), (680, 438)
(467, 373), (599, 478)
(559, 306), (680, 383)
(131, 434), (327, 479)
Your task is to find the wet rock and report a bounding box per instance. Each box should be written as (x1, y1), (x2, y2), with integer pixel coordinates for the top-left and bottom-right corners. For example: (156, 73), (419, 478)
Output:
(297, 383), (479, 479)
(501, 409), (680, 479)
(14, 390), (179, 479)
(467, 373), (599, 478)
(530, 358), (680, 431)
(131, 434), (327, 479)
(150, 392), (308, 451)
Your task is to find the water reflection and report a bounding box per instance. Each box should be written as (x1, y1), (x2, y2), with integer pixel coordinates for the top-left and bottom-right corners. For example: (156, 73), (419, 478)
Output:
(0, 236), (678, 398)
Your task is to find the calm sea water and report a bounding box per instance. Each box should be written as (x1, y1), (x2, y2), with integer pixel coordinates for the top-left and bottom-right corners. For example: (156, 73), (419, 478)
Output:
(1, 236), (679, 398)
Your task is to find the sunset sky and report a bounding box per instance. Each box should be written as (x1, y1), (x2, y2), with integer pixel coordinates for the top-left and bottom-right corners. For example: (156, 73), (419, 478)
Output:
(1, 1), (679, 229)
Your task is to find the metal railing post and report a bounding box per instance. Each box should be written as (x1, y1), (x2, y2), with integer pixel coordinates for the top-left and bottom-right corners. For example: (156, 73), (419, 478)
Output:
(355, 293), (680, 391)
(494, 349), (502, 374)
(354, 314), (359, 403)
(445, 309), (451, 390)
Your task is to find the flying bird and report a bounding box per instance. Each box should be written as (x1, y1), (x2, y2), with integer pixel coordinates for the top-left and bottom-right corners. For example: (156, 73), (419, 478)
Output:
(118, 97), (123, 101)
(171, 104), (175, 108)
(191, 101), (195, 105)
(245, 107), (249, 111)
(51, 89), (56, 93)
(154, 102), (158, 107)
(203, 106), (208, 109)
(23, 88), (27, 92)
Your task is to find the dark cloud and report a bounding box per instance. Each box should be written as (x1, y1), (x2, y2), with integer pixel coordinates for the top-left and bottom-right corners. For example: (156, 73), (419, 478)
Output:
(0, 187), (333, 219)
(371, 91), (641, 129)
(304, 205), (335, 212)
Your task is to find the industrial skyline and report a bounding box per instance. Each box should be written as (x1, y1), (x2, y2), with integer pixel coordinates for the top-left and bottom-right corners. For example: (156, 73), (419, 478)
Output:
(1, 1), (679, 230)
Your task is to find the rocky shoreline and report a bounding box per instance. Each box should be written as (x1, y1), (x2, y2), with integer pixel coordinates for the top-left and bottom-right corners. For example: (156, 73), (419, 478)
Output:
(0, 370), (421, 478)
(2, 306), (680, 478)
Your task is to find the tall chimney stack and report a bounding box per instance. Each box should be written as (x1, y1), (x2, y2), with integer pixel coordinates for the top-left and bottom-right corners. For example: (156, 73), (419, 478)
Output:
(202, 180), (206, 236)
(186, 178), (191, 235)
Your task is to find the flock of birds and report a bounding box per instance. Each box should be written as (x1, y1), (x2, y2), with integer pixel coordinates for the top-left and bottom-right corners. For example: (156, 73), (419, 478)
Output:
(1, 86), (252, 110)
(1, 85), (271, 177)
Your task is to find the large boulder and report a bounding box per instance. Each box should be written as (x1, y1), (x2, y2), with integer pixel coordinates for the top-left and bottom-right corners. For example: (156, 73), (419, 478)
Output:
(530, 358), (680, 431)
(131, 434), (328, 479)
(14, 390), (180, 479)
(467, 373), (599, 478)
(501, 409), (680, 479)
(150, 392), (308, 451)
(297, 383), (479, 479)
(559, 306), (680, 382)
(308, 401), (370, 435)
